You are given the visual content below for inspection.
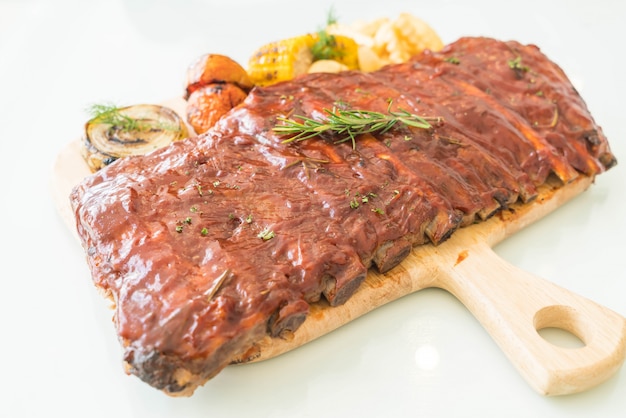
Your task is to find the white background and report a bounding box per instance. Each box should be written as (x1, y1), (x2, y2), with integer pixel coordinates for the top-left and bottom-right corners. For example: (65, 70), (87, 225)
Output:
(1, 0), (625, 416)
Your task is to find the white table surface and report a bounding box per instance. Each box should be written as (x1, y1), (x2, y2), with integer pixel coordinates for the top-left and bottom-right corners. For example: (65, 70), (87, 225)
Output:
(1, 0), (625, 416)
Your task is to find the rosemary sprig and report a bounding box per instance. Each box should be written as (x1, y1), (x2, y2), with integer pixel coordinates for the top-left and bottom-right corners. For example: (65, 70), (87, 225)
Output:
(274, 101), (440, 148)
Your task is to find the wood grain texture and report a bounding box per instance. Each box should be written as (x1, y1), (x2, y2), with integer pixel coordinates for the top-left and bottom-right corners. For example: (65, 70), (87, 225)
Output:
(51, 98), (626, 396)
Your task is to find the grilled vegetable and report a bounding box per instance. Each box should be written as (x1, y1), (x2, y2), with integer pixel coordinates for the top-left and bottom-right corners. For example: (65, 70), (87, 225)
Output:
(307, 59), (349, 74)
(310, 7), (359, 69)
(82, 104), (188, 172)
(247, 34), (316, 86)
(184, 53), (253, 99)
(310, 33), (359, 69)
(247, 31), (359, 86)
(186, 83), (248, 135)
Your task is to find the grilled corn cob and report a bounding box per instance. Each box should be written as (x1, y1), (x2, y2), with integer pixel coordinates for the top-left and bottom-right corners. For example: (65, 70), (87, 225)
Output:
(310, 33), (359, 70)
(247, 33), (359, 86)
(247, 34), (316, 86)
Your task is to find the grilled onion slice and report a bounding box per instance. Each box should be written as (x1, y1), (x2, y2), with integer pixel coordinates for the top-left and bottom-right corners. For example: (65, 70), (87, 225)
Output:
(82, 104), (188, 172)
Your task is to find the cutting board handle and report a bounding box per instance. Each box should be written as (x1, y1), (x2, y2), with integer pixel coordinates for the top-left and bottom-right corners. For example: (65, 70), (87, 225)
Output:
(435, 240), (626, 396)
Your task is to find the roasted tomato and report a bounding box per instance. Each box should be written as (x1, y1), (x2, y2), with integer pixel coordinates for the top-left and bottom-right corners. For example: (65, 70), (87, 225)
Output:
(186, 83), (248, 134)
(184, 53), (253, 99)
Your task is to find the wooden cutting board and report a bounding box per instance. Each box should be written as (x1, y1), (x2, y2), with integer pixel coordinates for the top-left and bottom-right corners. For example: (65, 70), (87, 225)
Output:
(51, 98), (626, 397)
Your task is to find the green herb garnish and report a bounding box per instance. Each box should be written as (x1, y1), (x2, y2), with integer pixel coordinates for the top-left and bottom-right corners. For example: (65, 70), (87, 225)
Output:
(508, 56), (529, 78)
(445, 57), (461, 65)
(257, 228), (275, 241)
(311, 8), (343, 61)
(274, 100), (441, 149)
(86, 103), (175, 133)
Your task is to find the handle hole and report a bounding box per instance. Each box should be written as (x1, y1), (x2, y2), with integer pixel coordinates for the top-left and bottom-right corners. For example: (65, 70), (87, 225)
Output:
(534, 305), (590, 349)
(536, 327), (585, 349)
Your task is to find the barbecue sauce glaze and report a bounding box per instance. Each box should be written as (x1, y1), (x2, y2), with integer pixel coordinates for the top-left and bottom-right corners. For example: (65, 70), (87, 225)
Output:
(71, 37), (615, 395)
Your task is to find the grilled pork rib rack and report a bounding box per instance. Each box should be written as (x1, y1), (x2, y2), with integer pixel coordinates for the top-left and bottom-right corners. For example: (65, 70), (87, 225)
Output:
(70, 37), (616, 396)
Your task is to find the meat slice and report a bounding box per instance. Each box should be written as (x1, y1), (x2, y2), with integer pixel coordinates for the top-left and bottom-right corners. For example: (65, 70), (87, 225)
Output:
(70, 37), (616, 396)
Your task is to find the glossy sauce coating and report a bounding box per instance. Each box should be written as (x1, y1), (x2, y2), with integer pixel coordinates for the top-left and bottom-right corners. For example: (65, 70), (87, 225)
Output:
(70, 37), (615, 395)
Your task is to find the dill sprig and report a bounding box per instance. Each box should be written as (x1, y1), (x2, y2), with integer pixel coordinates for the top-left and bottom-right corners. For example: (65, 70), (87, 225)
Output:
(274, 101), (441, 148)
(311, 8), (342, 61)
(87, 103), (141, 131)
(86, 103), (175, 133)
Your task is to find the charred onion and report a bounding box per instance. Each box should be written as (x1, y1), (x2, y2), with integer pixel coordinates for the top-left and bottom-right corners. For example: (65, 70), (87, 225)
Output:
(82, 104), (188, 172)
